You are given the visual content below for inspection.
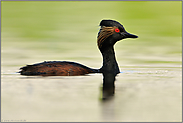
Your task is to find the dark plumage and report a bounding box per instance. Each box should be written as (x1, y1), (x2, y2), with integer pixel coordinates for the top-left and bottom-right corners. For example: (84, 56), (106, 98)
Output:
(20, 61), (99, 76)
(19, 19), (138, 76)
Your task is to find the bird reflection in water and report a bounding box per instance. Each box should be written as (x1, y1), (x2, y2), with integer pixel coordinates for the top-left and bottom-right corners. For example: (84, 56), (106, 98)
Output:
(101, 72), (116, 100)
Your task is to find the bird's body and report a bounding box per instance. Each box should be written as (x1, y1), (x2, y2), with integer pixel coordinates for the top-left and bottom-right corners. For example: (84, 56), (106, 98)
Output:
(20, 61), (99, 76)
(19, 19), (138, 76)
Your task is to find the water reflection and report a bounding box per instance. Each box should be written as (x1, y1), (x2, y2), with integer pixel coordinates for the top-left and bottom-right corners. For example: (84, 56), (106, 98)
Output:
(100, 72), (117, 121)
(101, 72), (117, 100)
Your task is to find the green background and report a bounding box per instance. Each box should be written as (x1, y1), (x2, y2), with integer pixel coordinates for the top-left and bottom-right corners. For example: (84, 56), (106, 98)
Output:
(1, 1), (182, 67)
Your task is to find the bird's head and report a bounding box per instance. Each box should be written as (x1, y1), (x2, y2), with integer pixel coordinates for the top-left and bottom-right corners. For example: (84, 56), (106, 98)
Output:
(97, 19), (138, 50)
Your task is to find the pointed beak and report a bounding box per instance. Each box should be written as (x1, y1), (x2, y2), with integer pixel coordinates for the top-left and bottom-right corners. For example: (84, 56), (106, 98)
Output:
(121, 32), (138, 39)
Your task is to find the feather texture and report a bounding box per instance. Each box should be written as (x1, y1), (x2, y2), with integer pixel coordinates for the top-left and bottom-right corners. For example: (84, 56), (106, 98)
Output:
(97, 26), (118, 48)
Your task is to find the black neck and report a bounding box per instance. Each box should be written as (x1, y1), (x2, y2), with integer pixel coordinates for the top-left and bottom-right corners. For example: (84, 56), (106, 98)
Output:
(99, 46), (120, 75)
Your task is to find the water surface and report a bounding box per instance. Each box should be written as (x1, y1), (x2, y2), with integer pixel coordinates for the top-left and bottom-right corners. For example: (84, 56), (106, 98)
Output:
(1, 65), (181, 122)
(1, 1), (182, 122)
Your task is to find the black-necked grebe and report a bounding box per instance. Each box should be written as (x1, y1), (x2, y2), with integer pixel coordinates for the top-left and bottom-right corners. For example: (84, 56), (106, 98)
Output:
(19, 19), (138, 76)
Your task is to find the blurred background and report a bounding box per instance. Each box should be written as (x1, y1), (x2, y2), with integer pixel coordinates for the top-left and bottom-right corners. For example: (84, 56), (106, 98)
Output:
(1, 1), (182, 122)
(2, 1), (181, 68)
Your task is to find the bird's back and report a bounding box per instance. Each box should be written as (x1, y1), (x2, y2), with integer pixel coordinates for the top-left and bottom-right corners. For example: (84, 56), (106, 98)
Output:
(19, 61), (99, 76)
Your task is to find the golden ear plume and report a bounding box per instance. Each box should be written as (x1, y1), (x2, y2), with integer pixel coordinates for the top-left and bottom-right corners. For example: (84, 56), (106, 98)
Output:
(97, 26), (118, 48)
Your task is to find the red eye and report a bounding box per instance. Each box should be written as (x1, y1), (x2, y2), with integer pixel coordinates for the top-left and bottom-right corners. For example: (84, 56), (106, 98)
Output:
(115, 28), (120, 33)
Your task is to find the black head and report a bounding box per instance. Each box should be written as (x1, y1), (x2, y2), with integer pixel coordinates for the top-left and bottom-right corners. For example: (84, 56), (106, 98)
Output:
(97, 19), (138, 50)
(100, 19), (124, 28)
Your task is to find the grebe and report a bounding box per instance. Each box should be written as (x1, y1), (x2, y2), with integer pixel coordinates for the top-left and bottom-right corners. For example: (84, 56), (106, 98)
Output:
(19, 20), (138, 76)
